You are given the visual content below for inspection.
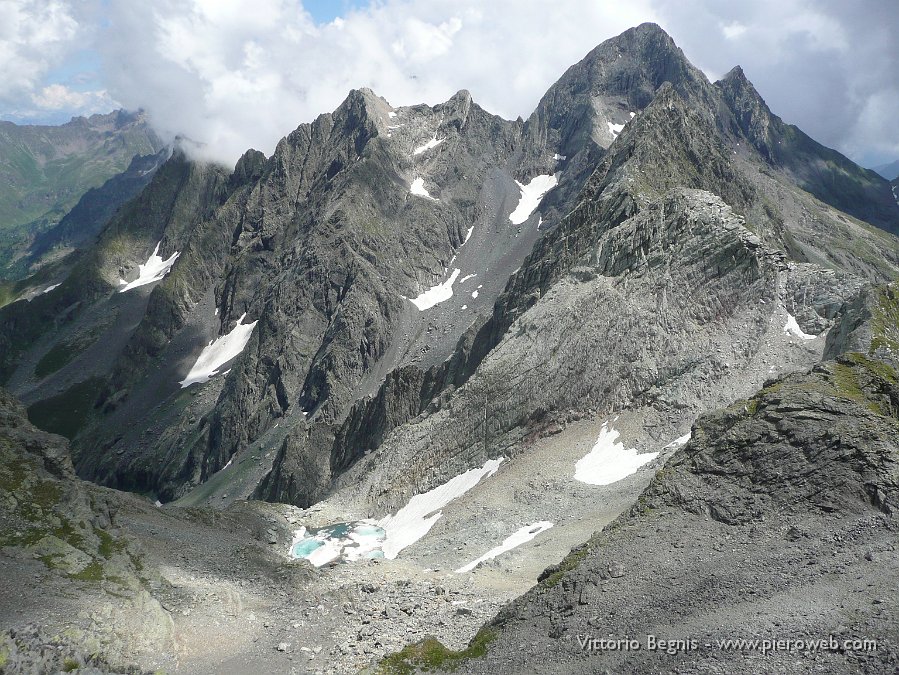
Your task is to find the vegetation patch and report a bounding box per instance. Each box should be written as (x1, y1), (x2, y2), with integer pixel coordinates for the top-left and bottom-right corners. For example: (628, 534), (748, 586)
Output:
(844, 352), (898, 384)
(871, 284), (899, 356)
(830, 362), (867, 405)
(69, 560), (104, 583)
(745, 398), (760, 416)
(0, 450), (62, 524)
(27, 377), (105, 439)
(34, 336), (96, 380)
(540, 540), (594, 588)
(824, 355), (898, 418)
(96, 527), (126, 559)
(378, 628), (497, 674)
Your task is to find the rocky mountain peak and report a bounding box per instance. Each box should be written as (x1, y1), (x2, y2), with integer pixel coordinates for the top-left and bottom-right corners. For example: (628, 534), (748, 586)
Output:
(716, 64), (778, 155)
(231, 148), (267, 187)
(721, 63), (748, 84)
(437, 89), (474, 130)
(334, 87), (388, 131)
(573, 21), (707, 105)
(714, 64), (899, 234)
(524, 21), (714, 165)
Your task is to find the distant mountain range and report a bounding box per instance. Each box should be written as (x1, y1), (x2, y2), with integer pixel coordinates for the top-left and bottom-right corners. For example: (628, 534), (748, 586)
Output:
(0, 110), (164, 281)
(0, 22), (897, 674)
(874, 158), (899, 180)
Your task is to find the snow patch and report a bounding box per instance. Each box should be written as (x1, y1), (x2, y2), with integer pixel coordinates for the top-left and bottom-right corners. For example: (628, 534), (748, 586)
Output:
(413, 137), (445, 156)
(460, 226), (474, 246)
(388, 111), (397, 118)
(455, 521), (553, 573)
(509, 174), (557, 225)
(118, 242), (180, 293)
(471, 289), (478, 299)
(410, 177), (438, 201)
(41, 283), (61, 294)
(459, 274), (476, 284)
(629, 111), (636, 118)
(553, 153), (567, 161)
(180, 313), (258, 387)
(664, 432), (691, 450)
(409, 268), (461, 310)
(783, 314), (816, 340)
(378, 458), (504, 559)
(575, 424), (658, 485)
(607, 121), (625, 137)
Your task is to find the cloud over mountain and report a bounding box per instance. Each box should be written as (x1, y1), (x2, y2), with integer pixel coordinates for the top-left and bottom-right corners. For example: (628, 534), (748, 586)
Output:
(1, 0), (896, 166)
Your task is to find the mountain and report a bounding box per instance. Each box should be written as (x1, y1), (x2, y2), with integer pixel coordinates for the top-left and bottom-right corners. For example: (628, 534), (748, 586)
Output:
(874, 159), (899, 180)
(0, 22), (897, 673)
(716, 66), (899, 236)
(0, 110), (164, 280)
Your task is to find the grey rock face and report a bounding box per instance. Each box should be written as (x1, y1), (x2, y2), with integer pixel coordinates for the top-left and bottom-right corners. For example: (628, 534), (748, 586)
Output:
(523, 22), (715, 161)
(323, 75), (869, 518)
(329, 186), (832, 516)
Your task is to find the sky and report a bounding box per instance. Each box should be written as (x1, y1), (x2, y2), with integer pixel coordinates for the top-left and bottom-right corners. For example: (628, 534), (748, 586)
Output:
(1, 0), (896, 168)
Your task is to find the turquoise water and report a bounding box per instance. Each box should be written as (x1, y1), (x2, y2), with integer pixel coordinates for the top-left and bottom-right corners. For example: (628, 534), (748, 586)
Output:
(319, 523), (352, 538)
(291, 521), (386, 564)
(292, 539), (323, 557)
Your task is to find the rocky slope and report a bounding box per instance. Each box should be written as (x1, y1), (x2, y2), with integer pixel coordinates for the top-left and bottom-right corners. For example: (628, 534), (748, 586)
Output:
(716, 66), (899, 237)
(434, 351), (898, 674)
(0, 386), (169, 671)
(298, 76), (884, 522)
(0, 148), (170, 310)
(0, 384), (577, 674)
(27, 148), (171, 266)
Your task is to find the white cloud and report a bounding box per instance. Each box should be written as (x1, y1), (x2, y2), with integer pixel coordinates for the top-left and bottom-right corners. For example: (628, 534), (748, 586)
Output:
(31, 83), (116, 112)
(92, 0), (657, 164)
(721, 21), (746, 40)
(0, 0), (79, 100)
(848, 89), (899, 161)
(391, 17), (463, 62)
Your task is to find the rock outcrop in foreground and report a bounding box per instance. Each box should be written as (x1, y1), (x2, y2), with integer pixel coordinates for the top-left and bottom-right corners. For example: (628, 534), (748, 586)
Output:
(407, 353), (898, 674)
